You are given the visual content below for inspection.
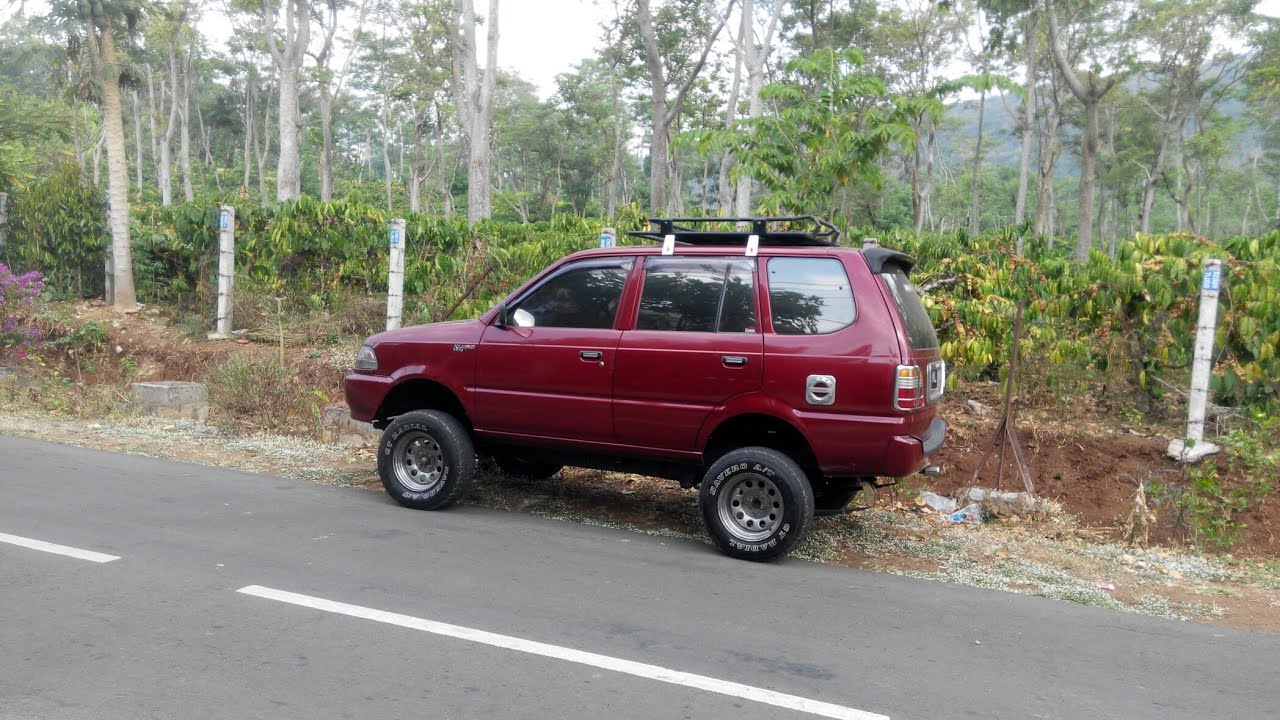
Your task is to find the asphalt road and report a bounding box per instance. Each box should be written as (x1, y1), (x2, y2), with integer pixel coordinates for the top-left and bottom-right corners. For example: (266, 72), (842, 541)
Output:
(2, 436), (1277, 720)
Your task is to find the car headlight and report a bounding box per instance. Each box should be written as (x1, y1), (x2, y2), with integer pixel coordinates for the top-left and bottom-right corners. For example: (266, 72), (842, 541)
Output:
(355, 345), (379, 371)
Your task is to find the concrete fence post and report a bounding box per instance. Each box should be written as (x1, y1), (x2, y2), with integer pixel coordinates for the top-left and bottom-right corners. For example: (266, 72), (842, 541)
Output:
(599, 227), (616, 248)
(387, 218), (406, 331)
(1168, 258), (1223, 461)
(208, 205), (236, 339)
(862, 237), (880, 248)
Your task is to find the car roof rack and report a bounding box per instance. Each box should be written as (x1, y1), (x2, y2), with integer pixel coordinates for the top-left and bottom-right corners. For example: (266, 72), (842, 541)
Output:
(627, 217), (841, 253)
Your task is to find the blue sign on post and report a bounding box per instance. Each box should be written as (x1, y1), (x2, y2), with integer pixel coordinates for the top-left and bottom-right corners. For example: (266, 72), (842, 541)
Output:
(389, 227), (401, 246)
(219, 210), (230, 231)
(1202, 267), (1220, 292)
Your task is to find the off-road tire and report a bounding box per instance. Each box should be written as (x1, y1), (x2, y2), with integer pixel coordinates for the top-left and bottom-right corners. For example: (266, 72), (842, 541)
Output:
(493, 453), (563, 480)
(377, 410), (476, 510)
(699, 447), (815, 561)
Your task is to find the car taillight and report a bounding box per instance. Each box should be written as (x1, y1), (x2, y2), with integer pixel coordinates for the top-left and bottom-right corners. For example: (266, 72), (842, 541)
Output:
(894, 365), (923, 411)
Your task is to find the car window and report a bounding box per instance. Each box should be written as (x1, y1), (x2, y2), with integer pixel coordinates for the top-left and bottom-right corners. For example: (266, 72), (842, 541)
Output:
(513, 264), (629, 329)
(636, 258), (757, 333)
(881, 266), (940, 350)
(767, 257), (856, 335)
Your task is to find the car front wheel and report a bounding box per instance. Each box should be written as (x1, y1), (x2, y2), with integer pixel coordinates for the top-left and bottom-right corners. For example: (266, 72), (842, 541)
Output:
(377, 410), (476, 510)
(698, 447), (814, 561)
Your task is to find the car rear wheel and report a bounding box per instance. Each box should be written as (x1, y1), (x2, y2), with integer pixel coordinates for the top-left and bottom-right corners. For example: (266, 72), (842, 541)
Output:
(377, 410), (476, 510)
(699, 447), (814, 561)
(494, 453), (563, 480)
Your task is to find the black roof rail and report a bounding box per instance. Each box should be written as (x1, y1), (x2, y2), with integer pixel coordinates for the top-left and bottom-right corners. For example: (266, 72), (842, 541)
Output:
(626, 216), (841, 247)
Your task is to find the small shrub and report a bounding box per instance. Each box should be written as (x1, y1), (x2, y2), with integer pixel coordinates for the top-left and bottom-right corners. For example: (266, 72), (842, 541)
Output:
(0, 263), (46, 362)
(1152, 412), (1279, 548)
(208, 355), (322, 432)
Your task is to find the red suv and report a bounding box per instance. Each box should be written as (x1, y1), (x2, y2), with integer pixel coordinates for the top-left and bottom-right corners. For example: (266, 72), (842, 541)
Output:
(346, 217), (946, 560)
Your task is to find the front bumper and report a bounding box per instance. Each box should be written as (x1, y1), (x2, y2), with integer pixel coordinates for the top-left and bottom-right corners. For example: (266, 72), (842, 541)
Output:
(344, 372), (394, 424)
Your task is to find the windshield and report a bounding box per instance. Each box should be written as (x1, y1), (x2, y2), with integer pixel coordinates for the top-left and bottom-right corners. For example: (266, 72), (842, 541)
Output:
(880, 266), (939, 351)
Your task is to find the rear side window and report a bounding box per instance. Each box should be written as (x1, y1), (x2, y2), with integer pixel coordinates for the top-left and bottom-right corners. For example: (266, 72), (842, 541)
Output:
(880, 266), (940, 350)
(637, 258), (757, 333)
(767, 257), (856, 335)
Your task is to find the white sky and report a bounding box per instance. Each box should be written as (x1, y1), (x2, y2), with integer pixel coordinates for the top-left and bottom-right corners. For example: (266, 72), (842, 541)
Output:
(3, 0), (1279, 99)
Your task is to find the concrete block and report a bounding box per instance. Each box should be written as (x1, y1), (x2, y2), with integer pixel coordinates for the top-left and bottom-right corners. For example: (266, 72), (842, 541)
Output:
(321, 406), (381, 446)
(130, 381), (209, 422)
(1167, 438), (1220, 463)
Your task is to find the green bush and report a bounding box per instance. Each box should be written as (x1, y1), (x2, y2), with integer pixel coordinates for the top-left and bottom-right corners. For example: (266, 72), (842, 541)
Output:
(4, 162), (108, 298)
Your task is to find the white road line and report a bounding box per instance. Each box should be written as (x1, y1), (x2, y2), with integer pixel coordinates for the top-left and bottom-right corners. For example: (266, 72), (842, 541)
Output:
(0, 531), (120, 563)
(238, 585), (888, 720)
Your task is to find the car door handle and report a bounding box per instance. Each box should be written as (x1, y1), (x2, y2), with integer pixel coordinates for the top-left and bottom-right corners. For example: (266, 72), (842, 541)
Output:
(721, 356), (748, 367)
(579, 350), (603, 361)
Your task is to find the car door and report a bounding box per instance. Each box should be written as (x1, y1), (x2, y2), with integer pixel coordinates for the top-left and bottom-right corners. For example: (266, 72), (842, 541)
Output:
(613, 257), (764, 452)
(474, 258), (634, 444)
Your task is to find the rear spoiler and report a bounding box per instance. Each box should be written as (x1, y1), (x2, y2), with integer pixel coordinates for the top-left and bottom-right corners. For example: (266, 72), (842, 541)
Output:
(861, 247), (916, 275)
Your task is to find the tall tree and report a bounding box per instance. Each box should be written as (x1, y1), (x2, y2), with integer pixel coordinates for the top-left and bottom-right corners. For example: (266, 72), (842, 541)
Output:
(452, 0), (498, 224)
(635, 0), (732, 214)
(729, 0), (784, 216)
(59, 0), (142, 310)
(261, 0), (310, 201)
(1043, 0), (1135, 262)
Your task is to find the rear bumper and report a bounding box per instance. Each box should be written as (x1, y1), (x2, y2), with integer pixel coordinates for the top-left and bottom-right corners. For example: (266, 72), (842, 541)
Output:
(881, 417), (947, 477)
(344, 372), (394, 423)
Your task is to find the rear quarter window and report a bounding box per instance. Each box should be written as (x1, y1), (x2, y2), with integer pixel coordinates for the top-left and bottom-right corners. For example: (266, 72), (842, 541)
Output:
(880, 266), (940, 350)
(766, 257), (856, 335)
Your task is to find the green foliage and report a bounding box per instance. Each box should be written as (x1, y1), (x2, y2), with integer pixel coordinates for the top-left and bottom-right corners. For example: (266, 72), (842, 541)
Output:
(4, 163), (108, 298)
(130, 197), (1279, 411)
(881, 227), (1280, 408)
(696, 48), (932, 218)
(1151, 411), (1278, 548)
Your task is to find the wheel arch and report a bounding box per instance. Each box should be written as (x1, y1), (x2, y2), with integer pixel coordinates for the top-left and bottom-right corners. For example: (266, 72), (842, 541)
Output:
(375, 378), (470, 430)
(702, 412), (820, 478)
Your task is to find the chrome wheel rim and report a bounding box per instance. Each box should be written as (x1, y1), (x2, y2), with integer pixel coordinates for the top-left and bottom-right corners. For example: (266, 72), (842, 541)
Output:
(717, 473), (783, 542)
(393, 431), (446, 493)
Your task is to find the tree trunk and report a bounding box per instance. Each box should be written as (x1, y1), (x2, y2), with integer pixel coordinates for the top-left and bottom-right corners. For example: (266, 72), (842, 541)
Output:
(146, 67), (159, 184)
(1014, 12), (1036, 228)
(243, 71), (255, 190)
(1074, 97), (1099, 262)
(1138, 93), (1179, 234)
(733, 0), (783, 218)
(637, 0), (731, 215)
(1044, 0), (1116, 262)
(606, 59), (624, 218)
(1034, 105), (1060, 236)
(636, 0), (670, 213)
(319, 88), (335, 200)
(277, 61), (302, 201)
(265, 0), (310, 202)
(968, 87), (987, 236)
(179, 57), (194, 203)
(718, 35), (742, 215)
(95, 17), (139, 310)
(132, 89), (144, 196)
(160, 43), (180, 206)
(452, 0), (498, 224)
